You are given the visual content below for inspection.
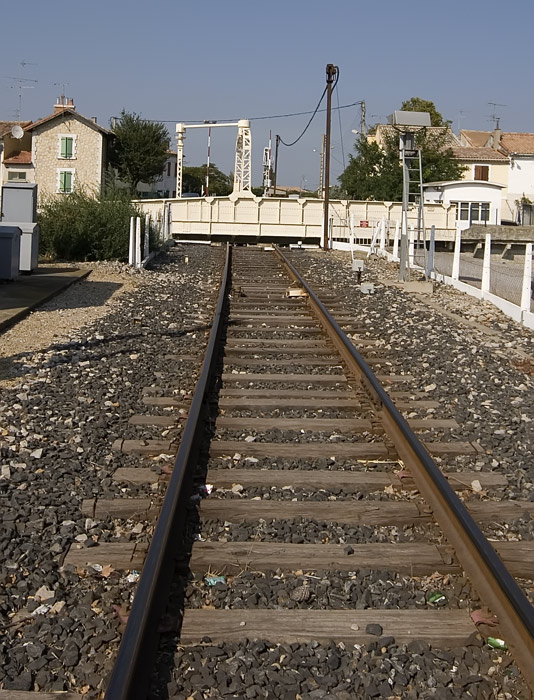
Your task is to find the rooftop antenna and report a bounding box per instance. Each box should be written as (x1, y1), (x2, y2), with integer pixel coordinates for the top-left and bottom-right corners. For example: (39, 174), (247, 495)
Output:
(3, 61), (38, 120)
(457, 109), (469, 133)
(54, 81), (71, 97)
(488, 102), (506, 128)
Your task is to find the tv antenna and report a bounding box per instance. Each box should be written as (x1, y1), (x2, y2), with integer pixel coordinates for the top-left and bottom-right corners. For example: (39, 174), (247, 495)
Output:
(3, 61), (38, 120)
(54, 81), (71, 96)
(488, 102), (506, 128)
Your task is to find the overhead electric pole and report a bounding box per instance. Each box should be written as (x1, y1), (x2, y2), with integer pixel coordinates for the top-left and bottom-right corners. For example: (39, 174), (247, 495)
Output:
(322, 64), (338, 249)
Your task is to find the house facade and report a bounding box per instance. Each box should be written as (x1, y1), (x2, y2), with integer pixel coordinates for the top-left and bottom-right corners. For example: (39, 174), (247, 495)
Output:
(22, 97), (111, 200)
(460, 129), (534, 223)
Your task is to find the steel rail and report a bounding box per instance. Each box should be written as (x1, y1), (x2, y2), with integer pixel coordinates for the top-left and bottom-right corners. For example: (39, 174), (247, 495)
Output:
(105, 243), (231, 700)
(275, 246), (534, 693)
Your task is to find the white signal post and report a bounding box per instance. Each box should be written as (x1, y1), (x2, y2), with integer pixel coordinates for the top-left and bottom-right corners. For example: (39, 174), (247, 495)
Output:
(175, 120), (252, 198)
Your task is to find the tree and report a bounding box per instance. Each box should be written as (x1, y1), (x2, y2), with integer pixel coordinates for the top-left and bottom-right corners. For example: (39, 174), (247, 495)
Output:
(400, 97), (450, 127)
(182, 163), (233, 196)
(338, 136), (403, 201)
(339, 98), (466, 201)
(111, 110), (170, 193)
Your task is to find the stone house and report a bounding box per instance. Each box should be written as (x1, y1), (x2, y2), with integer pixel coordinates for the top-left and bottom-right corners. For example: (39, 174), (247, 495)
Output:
(2, 97), (112, 203)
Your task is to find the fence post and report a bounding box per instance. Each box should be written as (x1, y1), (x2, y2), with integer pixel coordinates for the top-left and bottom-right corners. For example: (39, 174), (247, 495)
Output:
(409, 225), (415, 266)
(144, 214), (150, 259)
(379, 217), (386, 250)
(521, 243), (533, 312)
(392, 221), (400, 259)
(426, 225), (435, 279)
(135, 217), (142, 269)
(452, 225), (461, 280)
(481, 232), (491, 294)
(128, 216), (135, 265)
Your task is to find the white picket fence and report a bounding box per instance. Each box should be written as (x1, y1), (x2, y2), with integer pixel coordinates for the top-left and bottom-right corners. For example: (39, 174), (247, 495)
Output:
(350, 218), (534, 330)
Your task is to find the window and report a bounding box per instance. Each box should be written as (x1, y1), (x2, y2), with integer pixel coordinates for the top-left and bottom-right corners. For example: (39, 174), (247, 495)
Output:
(452, 201), (490, 224)
(167, 162), (171, 177)
(58, 135), (76, 159)
(7, 171), (27, 181)
(57, 169), (75, 193)
(474, 165), (489, 181)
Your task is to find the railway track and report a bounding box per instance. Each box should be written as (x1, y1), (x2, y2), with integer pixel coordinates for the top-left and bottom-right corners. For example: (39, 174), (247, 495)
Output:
(92, 244), (534, 699)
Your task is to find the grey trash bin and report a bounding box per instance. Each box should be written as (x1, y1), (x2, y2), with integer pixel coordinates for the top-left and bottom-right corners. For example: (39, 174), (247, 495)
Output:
(14, 222), (40, 272)
(0, 226), (22, 280)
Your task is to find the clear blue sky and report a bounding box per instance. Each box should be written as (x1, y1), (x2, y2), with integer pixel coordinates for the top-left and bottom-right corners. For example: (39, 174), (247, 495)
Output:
(2, 0), (533, 189)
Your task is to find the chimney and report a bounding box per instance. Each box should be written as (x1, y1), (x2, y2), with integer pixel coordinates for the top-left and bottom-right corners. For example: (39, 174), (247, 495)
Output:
(492, 118), (502, 150)
(54, 96), (76, 114)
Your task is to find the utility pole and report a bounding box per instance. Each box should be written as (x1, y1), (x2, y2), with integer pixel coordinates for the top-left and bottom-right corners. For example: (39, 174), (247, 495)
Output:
(273, 135), (280, 197)
(322, 64), (338, 249)
(360, 100), (366, 136)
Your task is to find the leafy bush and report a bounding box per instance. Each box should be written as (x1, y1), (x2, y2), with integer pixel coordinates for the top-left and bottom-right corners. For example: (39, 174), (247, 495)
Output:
(38, 186), (142, 261)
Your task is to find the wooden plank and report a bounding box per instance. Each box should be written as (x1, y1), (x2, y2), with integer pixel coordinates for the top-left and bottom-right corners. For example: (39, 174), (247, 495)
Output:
(215, 417), (373, 431)
(64, 542), (147, 571)
(422, 441), (479, 456)
(218, 397), (360, 410)
(142, 396), (187, 407)
(226, 338), (329, 347)
(395, 401), (440, 409)
(113, 438), (173, 455)
(206, 468), (508, 492)
(113, 468), (159, 484)
(492, 541), (534, 577)
(221, 373), (346, 384)
(220, 388), (357, 398)
(180, 609), (475, 646)
(224, 357), (340, 367)
(0, 694), (83, 700)
(129, 414), (177, 427)
(201, 496), (533, 526)
(200, 499), (423, 525)
(231, 317), (321, 326)
(465, 501), (534, 522)
(407, 419), (459, 430)
(210, 440), (389, 460)
(225, 346), (335, 355)
(189, 541), (457, 575)
(81, 498), (153, 519)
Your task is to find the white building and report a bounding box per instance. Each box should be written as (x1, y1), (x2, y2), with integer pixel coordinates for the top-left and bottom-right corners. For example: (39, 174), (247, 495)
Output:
(423, 180), (504, 231)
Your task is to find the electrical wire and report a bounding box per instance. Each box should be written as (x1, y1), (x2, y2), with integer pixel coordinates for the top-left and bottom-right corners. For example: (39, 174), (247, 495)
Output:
(279, 67), (339, 148)
(276, 87), (327, 147)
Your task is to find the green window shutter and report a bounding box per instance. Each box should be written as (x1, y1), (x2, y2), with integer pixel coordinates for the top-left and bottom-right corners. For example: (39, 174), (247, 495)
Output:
(61, 137), (73, 158)
(59, 171), (72, 192)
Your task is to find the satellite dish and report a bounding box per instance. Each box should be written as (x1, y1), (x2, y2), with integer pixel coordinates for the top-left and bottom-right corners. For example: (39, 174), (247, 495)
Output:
(11, 125), (24, 139)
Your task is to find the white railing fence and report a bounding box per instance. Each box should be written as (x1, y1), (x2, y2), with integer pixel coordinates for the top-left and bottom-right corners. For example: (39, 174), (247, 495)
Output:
(368, 224), (534, 330)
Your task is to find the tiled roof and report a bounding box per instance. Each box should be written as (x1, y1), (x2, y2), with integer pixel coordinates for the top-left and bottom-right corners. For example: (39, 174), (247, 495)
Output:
(3, 150), (32, 164)
(0, 121), (32, 139)
(451, 146), (508, 161)
(499, 133), (534, 155)
(372, 124), (460, 148)
(460, 130), (490, 147)
(26, 108), (110, 135)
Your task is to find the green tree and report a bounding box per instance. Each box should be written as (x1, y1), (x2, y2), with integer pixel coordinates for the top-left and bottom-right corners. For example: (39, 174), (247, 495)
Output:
(338, 136), (403, 201)
(339, 104), (466, 201)
(182, 163), (233, 196)
(111, 110), (170, 193)
(400, 97), (450, 127)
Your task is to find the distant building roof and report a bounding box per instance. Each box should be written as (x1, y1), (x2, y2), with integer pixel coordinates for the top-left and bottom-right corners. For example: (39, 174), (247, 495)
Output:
(0, 121), (32, 139)
(460, 129), (534, 156)
(451, 146), (508, 162)
(371, 124), (460, 148)
(499, 133), (534, 156)
(26, 108), (111, 135)
(3, 150), (32, 164)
